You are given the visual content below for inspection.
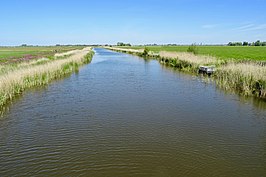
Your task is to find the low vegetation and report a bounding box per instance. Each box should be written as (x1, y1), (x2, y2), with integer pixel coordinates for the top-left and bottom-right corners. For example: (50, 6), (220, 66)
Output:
(159, 51), (223, 72)
(142, 47), (150, 57)
(215, 62), (266, 97)
(187, 44), (199, 55)
(0, 45), (85, 64)
(0, 47), (94, 107)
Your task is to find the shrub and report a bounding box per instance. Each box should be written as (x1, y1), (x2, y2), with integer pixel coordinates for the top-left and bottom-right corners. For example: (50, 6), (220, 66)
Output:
(187, 44), (199, 55)
(143, 47), (150, 56)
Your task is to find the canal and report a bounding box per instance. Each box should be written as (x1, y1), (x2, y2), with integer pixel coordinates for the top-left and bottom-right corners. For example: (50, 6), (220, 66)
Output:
(0, 48), (265, 176)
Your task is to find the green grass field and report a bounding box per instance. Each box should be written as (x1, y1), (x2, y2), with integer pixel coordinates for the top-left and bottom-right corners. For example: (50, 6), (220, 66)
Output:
(0, 46), (85, 63)
(119, 46), (266, 61)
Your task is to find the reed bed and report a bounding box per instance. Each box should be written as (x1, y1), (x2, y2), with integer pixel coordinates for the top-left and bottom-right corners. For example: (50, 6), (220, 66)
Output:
(0, 58), (52, 75)
(159, 51), (221, 65)
(105, 47), (144, 54)
(215, 62), (266, 98)
(54, 49), (81, 58)
(158, 51), (224, 72)
(0, 47), (94, 106)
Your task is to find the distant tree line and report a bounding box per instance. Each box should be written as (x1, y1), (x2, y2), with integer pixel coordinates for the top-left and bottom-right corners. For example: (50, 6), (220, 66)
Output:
(228, 40), (266, 46)
(117, 42), (131, 46)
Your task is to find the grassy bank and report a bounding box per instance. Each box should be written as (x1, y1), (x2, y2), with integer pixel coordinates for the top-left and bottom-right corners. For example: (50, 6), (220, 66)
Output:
(105, 46), (266, 99)
(0, 47), (94, 107)
(117, 45), (266, 61)
(0, 46), (85, 64)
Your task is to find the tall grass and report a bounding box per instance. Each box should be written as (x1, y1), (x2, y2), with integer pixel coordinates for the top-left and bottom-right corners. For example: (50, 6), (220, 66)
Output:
(159, 51), (224, 73)
(104, 46), (144, 54)
(159, 51), (222, 65)
(54, 49), (81, 58)
(215, 62), (266, 98)
(0, 47), (94, 107)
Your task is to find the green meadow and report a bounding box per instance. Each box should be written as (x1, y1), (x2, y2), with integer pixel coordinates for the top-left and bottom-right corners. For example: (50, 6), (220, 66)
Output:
(0, 46), (85, 63)
(119, 46), (266, 61)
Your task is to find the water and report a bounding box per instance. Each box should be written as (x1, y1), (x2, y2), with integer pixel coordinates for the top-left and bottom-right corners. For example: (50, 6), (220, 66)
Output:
(0, 48), (265, 177)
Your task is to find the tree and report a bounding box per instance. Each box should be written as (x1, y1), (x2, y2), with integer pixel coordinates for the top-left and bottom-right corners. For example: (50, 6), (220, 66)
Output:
(117, 42), (123, 46)
(117, 42), (131, 46)
(255, 40), (261, 46)
(236, 42), (242, 46)
(228, 42), (233, 46)
(243, 41), (248, 46)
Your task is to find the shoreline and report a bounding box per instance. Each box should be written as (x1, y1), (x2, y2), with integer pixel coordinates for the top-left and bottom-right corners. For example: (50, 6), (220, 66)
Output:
(0, 47), (94, 107)
(105, 46), (266, 100)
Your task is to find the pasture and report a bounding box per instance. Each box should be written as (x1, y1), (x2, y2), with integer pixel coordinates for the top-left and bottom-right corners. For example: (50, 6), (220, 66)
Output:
(119, 46), (266, 61)
(0, 46), (85, 63)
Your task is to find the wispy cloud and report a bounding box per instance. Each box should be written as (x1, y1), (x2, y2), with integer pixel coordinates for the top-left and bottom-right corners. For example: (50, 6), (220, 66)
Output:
(233, 24), (266, 32)
(234, 24), (254, 30)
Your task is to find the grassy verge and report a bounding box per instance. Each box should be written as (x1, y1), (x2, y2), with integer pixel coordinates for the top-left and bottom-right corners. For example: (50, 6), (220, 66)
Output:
(105, 46), (266, 100)
(0, 47), (94, 107)
(117, 45), (266, 61)
(0, 46), (86, 64)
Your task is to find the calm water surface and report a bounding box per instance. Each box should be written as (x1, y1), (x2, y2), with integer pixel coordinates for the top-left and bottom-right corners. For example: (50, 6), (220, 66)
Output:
(0, 48), (265, 177)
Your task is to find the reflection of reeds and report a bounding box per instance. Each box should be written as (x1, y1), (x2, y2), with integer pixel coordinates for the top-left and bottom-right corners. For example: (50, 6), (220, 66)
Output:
(215, 62), (266, 97)
(0, 48), (94, 106)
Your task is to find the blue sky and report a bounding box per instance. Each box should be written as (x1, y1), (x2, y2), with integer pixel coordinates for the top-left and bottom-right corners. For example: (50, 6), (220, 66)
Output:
(1, 0), (266, 45)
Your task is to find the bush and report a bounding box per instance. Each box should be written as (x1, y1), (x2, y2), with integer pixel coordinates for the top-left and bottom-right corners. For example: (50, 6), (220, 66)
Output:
(187, 44), (199, 55)
(143, 47), (150, 56)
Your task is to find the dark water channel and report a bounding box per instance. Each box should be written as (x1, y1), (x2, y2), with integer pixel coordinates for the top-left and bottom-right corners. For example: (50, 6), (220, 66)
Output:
(0, 48), (265, 177)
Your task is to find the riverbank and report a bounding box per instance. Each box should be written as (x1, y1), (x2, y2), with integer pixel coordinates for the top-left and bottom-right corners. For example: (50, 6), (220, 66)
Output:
(114, 45), (266, 61)
(0, 46), (86, 64)
(105, 46), (266, 99)
(1, 48), (265, 177)
(0, 47), (94, 107)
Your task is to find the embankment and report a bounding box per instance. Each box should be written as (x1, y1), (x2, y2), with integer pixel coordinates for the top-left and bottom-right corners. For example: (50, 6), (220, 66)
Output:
(105, 46), (266, 99)
(0, 47), (94, 107)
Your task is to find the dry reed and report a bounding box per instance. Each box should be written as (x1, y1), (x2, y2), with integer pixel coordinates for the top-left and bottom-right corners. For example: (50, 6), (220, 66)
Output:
(159, 51), (221, 66)
(215, 62), (266, 97)
(104, 47), (144, 54)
